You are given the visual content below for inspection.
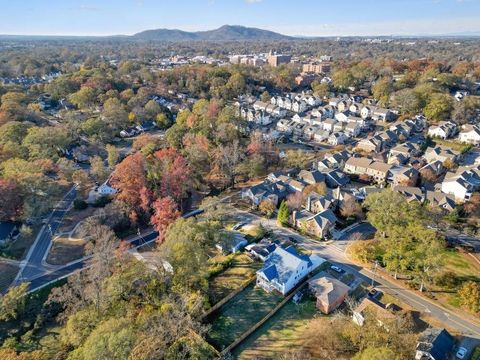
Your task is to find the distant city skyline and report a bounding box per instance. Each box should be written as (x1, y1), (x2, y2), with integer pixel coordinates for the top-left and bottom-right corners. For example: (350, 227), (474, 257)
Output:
(1, 0), (480, 37)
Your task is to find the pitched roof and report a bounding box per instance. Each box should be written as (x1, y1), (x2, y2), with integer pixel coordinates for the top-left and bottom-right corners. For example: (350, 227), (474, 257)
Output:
(298, 169), (325, 184)
(307, 209), (337, 230)
(369, 161), (393, 173)
(345, 157), (373, 168)
(308, 274), (350, 305)
(354, 297), (396, 320)
(258, 246), (312, 285)
(416, 328), (455, 360)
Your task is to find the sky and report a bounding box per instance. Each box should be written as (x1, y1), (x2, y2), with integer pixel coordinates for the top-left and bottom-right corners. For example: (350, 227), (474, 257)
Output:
(0, 0), (480, 37)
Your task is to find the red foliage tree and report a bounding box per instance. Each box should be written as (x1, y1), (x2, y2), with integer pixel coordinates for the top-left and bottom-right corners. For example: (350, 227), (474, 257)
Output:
(150, 196), (181, 243)
(110, 152), (146, 209)
(152, 148), (190, 203)
(0, 179), (23, 220)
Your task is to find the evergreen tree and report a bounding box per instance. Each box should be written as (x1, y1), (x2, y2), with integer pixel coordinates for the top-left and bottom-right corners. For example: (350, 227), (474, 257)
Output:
(277, 200), (290, 227)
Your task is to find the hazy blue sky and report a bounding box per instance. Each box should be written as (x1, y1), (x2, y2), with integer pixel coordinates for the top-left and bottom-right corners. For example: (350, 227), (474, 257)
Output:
(1, 0), (479, 36)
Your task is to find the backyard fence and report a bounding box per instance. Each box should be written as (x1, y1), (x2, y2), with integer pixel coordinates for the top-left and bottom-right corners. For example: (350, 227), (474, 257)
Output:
(200, 275), (256, 322)
(220, 282), (308, 357)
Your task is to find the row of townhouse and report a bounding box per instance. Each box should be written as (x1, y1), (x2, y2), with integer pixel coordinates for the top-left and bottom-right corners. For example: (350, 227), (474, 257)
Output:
(276, 118), (359, 146)
(428, 121), (480, 145)
(356, 116), (427, 154)
(240, 108), (273, 126)
(277, 113), (371, 145)
(270, 93), (322, 112)
(328, 98), (397, 122)
(393, 186), (456, 212)
(242, 168), (327, 207)
(344, 157), (419, 185)
(252, 101), (288, 117)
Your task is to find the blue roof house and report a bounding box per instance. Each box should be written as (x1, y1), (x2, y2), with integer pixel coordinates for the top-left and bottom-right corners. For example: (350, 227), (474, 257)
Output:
(256, 246), (325, 295)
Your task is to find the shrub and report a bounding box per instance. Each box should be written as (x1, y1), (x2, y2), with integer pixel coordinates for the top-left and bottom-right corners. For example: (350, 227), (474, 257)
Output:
(434, 271), (459, 289)
(92, 196), (111, 208)
(73, 199), (88, 210)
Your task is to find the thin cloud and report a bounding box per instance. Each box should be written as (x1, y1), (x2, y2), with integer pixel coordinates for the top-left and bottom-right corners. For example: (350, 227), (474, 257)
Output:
(245, 0), (263, 3)
(73, 4), (101, 12)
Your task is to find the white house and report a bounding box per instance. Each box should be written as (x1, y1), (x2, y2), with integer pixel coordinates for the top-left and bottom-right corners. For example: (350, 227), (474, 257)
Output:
(328, 132), (347, 146)
(216, 231), (248, 254)
(335, 111), (349, 123)
(97, 181), (117, 196)
(441, 165), (480, 202)
(360, 105), (374, 119)
(458, 125), (480, 145)
(292, 100), (307, 113)
(427, 121), (458, 140)
(256, 246), (324, 295)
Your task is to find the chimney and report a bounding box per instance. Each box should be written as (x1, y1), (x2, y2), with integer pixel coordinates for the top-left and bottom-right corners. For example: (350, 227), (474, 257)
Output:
(306, 195), (312, 212)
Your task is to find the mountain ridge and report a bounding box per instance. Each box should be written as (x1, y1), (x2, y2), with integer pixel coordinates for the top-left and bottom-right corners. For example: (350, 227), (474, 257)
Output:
(133, 25), (294, 41)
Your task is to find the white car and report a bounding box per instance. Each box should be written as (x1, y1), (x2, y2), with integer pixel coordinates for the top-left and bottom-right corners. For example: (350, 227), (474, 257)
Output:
(456, 347), (467, 359)
(330, 265), (345, 274)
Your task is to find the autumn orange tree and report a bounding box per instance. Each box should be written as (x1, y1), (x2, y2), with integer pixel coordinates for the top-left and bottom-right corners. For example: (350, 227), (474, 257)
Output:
(150, 196), (181, 243)
(111, 152), (146, 210)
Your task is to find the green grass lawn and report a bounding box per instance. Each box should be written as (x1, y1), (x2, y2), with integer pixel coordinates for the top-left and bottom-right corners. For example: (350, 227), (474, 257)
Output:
(208, 253), (261, 305)
(233, 299), (318, 359)
(239, 224), (266, 242)
(442, 249), (480, 282)
(207, 284), (282, 351)
(433, 249), (480, 313)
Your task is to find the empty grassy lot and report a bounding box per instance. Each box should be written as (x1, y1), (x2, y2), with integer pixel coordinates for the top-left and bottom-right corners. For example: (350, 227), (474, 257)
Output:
(207, 283), (282, 351)
(234, 299), (318, 359)
(208, 253), (261, 305)
(46, 237), (87, 265)
(437, 248), (480, 312)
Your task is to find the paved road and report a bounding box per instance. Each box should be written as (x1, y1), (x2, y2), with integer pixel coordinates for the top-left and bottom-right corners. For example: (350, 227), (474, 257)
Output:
(15, 186), (78, 284)
(21, 191), (240, 293)
(27, 231), (158, 293)
(334, 222), (377, 250)
(235, 210), (480, 337)
(444, 229), (480, 252)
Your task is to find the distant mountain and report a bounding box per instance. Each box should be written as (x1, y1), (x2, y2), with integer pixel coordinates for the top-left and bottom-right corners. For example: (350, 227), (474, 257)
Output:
(133, 25), (293, 41)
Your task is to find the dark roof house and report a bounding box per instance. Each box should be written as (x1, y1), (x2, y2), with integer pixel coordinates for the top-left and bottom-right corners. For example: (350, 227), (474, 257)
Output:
(415, 328), (455, 360)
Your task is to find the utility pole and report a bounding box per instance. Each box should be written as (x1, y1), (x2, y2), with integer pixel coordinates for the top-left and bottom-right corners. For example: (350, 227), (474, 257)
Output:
(371, 260), (378, 287)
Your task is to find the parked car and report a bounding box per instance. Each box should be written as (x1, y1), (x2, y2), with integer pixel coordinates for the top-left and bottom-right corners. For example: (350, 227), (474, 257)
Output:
(456, 347), (467, 359)
(288, 236), (298, 243)
(367, 288), (382, 299)
(330, 265), (345, 274)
